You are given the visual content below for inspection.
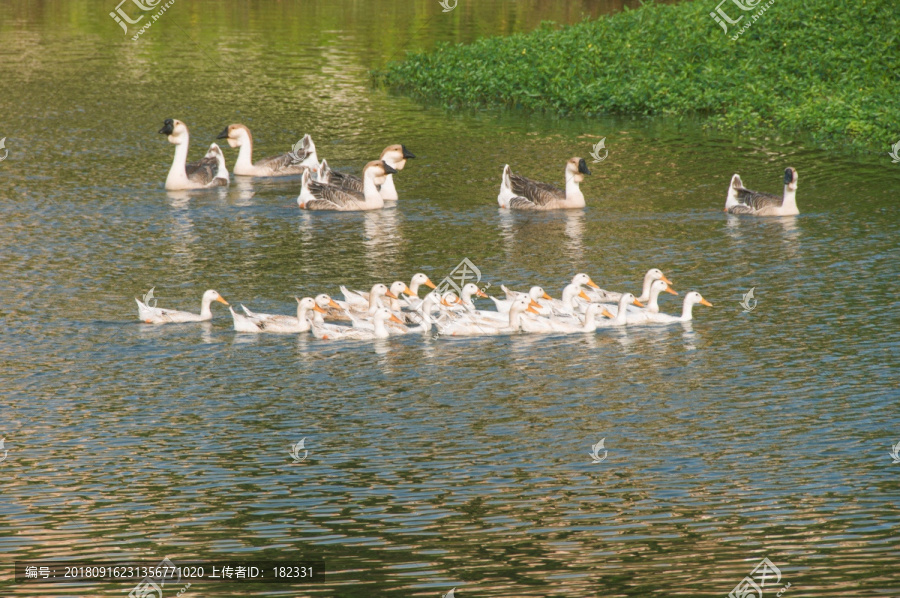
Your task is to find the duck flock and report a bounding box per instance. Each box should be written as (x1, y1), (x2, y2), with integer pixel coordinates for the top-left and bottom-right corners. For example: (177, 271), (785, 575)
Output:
(159, 119), (800, 216)
(141, 118), (801, 338)
(136, 269), (713, 340)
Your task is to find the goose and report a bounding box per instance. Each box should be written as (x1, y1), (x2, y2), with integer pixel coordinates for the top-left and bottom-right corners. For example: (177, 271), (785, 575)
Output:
(441, 295), (541, 336)
(234, 297), (326, 333)
(136, 289), (228, 324)
(159, 119), (229, 190)
(725, 168), (799, 216)
(312, 307), (403, 340)
(643, 291), (712, 323)
(298, 161), (396, 211)
(498, 158), (591, 210)
(584, 268), (673, 304)
(217, 124), (318, 177)
(326, 145), (416, 200)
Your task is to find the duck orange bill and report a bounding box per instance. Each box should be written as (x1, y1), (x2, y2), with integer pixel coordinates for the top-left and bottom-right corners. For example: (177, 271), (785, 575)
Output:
(601, 308), (615, 319)
(424, 279), (437, 289)
(587, 279), (600, 289)
(403, 285), (414, 296)
(633, 298), (644, 307)
(329, 299), (341, 309)
(389, 314), (405, 325)
(578, 290), (592, 301)
(216, 297), (230, 305)
(661, 275), (673, 285)
(476, 290), (489, 298)
(384, 290), (398, 299)
(313, 305), (327, 314)
(526, 305), (541, 315)
(664, 286), (679, 296)
(700, 299), (713, 307)
(529, 299), (542, 310)
(542, 292), (553, 300)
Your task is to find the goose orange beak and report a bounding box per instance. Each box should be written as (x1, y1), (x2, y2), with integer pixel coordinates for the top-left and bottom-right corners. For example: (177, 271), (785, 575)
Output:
(700, 299), (713, 307)
(664, 286), (678, 296)
(313, 305), (327, 314)
(329, 299), (341, 310)
(601, 308), (614, 319)
(633, 298), (644, 307)
(216, 297), (229, 305)
(424, 279), (437, 289)
(587, 279), (600, 289)
(661, 275), (673, 285)
(542, 292), (553, 300)
(578, 290), (591, 301)
(390, 314), (405, 325)
(384, 290), (398, 299)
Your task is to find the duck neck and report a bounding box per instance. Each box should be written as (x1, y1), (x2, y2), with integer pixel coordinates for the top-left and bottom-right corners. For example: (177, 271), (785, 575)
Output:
(297, 306), (312, 331)
(638, 273), (654, 302)
(647, 289), (662, 314)
(199, 295), (213, 320)
(582, 309), (597, 332)
(373, 317), (390, 338)
(615, 298), (630, 325)
(681, 298), (695, 321)
(508, 308), (523, 331)
(409, 280), (421, 296)
(368, 292), (383, 315)
(235, 140), (254, 173)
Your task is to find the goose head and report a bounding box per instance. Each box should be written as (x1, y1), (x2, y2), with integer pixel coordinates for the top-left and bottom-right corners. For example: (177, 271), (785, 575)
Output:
(217, 123), (252, 149)
(363, 160), (398, 186)
(159, 118), (189, 145)
(571, 273), (600, 290)
(381, 144), (416, 171)
(316, 159), (331, 184)
(784, 167), (798, 191)
(529, 286), (553, 301)
(201, 289), (229, 307)
(410, 273), (436, 294)
(566, 157), (591, 183)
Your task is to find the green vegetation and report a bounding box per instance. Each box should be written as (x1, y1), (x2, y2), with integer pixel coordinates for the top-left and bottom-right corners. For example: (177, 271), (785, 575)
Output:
(379, 0), (900, 151)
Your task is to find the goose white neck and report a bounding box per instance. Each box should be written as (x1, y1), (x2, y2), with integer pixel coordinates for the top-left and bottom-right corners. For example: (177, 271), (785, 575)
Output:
(781, 183), (799, 215)
(234, 139), (254, 172)
(166, 137), (191, 189)
(363, 172), (385, 207)
(565, 173), (585, 206)
(379, 174), (398, 200)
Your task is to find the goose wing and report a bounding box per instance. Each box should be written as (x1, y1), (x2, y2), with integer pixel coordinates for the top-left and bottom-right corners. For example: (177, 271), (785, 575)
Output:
(184, 156), (218, 185)
(729, 186), (783, 214)
(508, 171), (564, 206)
(328, 170), (365, 193)
(303, 180), (367, 211)
(253, 152), (312, 175)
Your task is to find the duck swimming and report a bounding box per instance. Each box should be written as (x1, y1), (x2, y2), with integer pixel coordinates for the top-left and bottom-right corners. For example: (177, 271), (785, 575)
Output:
(159, 119), (229, 190)
(725, 167), (799, 216)
(136, 289), (228, 323)
(217, 124), (318, 177)
(498, 157), (591, 210)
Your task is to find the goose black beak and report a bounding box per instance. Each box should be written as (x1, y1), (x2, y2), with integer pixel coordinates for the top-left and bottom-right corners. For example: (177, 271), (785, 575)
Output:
(158, 119), (174, 135)
(216, 126), (229, 140)
(578, 158), (591, 175)
(401, 145), (416, 159)
(382, 161), (398, 174)
(784, 168), (795, 184)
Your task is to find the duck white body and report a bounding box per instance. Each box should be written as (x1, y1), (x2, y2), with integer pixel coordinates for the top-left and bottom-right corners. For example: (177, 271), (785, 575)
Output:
(725, 168), (799, 216)
(159, 119), (229, 190)
(232, 297), (325, 333)
(605, 280), (676, 323)
(136, 289), (228, 323)
(442, 295), (541, 336)
(498, 158), (591, 210)
(584, 268), (673, 304)
(218, 124), (318, 177)
(643, 292), (712, 323)
(312, 307), (403, 340)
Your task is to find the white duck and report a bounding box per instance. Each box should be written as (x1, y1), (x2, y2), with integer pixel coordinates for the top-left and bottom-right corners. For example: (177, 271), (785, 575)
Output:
(335, 283), (398, 316)
(607, 280), (678, 324)
(312, 294), (346, 324)
(136, 289), (228, 324)
(312, 307), (403, 340)
(584, 268), (674, 304)
(217, 124), (318, 177)
(233, 297), (326, 333)
(493, 285), (554, 314)
(546, 303), (612, 333)
(725, 167), (799, 216)
(298, 161), (395, 211)
(441, 295), (541, 336)
(159, 119), (229, 190)
(498, 158), (591, 210)
(595, 293), (639, 328)
(325, 145), (416, 200)
(643, 291), (712, 323)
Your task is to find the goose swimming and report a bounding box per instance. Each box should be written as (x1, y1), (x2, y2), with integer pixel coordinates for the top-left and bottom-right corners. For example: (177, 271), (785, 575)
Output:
(298, 160), (396, 211)
(498, 158), (591, 210)
(136, 289), (228, 324)
(725, 167), (799, 216)
(159, 119), (229, 190)
(326, 145), (416, 200)
(217, 124), (318, 177)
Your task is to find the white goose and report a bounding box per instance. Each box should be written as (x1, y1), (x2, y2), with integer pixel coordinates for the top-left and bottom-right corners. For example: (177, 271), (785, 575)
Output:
(312, 307), (403, 340)
(298, 161), (396, 211)
(585, 268), (674, 304)
(233, 297), (326, 333)
(217, 124), (318, 177)
(159, 119), (229, 190)
(498, 158), (591, 210)
(136, 289), (228, 324)
(725, 168), (799, 216)
(325, 145), (416, 200)
(643, 291), (712, 323)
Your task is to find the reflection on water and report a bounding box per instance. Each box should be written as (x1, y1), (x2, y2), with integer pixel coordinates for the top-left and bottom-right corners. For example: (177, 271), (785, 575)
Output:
(1, 0), (900, 597)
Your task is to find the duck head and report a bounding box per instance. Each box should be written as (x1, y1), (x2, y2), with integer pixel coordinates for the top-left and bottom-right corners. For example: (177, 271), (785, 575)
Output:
(571, 273), (600, 290)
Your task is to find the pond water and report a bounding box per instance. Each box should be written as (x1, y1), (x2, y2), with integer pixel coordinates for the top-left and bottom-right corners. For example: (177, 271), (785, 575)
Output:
(1, 0), (898, 596)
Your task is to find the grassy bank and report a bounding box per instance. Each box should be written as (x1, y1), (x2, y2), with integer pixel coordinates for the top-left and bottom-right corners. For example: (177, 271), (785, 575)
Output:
(378, 0), (899, 152)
